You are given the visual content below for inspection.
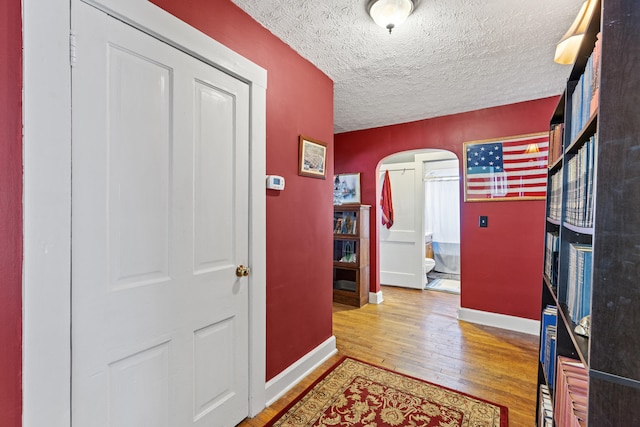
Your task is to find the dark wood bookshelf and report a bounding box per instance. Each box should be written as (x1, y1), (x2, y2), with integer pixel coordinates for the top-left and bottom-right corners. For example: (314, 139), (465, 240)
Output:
(546, 218), (561, 226)
(562, 222), (594, 235)
(548, 156), (563, 174)
(565, 113), (598, 155)
(537, 0), (640, 425)
(557, 303), (589, 367)
(332, 205), (370, 307)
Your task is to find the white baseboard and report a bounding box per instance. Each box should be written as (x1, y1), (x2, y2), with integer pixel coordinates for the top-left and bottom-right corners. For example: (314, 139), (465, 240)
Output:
(458, 308), (540, 336)
(264, 336), (337, 406)
(369, 291), (384, 304)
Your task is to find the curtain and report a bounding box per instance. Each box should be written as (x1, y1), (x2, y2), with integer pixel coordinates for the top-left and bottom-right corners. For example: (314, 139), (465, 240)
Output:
(424, 168), (460, 274)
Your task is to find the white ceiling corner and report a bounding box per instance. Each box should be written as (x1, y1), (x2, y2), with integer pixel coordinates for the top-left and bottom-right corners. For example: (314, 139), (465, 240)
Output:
(230, 0), (584, 133)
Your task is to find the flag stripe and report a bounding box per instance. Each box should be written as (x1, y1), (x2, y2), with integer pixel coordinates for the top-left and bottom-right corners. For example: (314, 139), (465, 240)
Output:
(504, 152), (548, 161)
(502, 160), (548, 169)
(467, 177), (547, 187)
(502, 143), (549, 153)
(500, 135), (549, 144)
(467, 187), (548, 195)
(468, 169), (547, 178)
(502, 139), (548, 150)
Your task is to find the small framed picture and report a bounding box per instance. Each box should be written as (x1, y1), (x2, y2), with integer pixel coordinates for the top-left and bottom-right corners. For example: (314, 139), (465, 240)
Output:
(334, 173), (361, 205)
(298, 135), (327, 179)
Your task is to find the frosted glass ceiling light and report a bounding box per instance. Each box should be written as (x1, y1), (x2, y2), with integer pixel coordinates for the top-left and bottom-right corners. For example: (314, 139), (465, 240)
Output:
(367, 0), (416, 34)
(554, 0), (598, 64)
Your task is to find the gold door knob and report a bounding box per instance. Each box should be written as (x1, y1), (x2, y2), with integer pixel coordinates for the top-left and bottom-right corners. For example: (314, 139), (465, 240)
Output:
(236, 265), (250, 277)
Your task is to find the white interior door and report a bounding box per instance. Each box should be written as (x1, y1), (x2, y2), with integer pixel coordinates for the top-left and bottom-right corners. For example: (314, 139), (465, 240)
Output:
(71, 2), (250, 426)
(379, 162), (424, 289)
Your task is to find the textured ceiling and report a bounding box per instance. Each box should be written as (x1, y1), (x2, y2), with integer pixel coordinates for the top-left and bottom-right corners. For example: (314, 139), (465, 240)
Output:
(231, 0), (583, 133)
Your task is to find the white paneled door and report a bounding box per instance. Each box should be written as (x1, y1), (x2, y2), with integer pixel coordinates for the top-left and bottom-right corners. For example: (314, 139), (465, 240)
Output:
(379, 163), (424, 289)
(71, 2), (250, 426)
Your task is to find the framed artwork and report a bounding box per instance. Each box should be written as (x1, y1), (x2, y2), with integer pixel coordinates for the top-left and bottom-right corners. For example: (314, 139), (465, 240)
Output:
(334, 173), (361, 205)
(463, 132), (549, 202)
(298, 135), (327, 179)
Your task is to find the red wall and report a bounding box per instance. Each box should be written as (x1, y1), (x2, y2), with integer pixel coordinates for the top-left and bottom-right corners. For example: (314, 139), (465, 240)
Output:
(335, 97), (558, 320)
(0, 0), (23, 425)
(151, 0), (335, 380)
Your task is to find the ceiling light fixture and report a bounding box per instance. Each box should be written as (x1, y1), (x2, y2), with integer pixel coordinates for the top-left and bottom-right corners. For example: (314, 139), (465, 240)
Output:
(554, 0), (598, 64)
(367, 0), (416, 34)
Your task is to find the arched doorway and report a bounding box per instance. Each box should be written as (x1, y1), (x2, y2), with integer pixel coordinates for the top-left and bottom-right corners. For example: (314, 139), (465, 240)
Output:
(378, 149), (460, 292)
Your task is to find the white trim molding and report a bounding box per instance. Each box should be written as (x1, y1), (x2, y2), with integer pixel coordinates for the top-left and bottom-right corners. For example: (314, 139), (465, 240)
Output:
(369, 290), (384, 304)
(265, 336), (337, 406)
(458, 308), (540, 336)
(23, 1), (72, 425)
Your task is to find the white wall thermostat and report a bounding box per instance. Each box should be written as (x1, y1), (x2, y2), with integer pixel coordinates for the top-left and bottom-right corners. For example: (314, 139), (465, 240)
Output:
(266, 175), (285, 190)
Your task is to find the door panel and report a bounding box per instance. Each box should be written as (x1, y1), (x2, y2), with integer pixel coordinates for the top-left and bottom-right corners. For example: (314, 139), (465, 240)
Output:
(108, 46), (171, 289)
(72, 2), (250, 426)
(109, 343), (170, 427)
(193, 318), (235, 420)
(193, 81), (235, 273)
(379, 163), (424, 289)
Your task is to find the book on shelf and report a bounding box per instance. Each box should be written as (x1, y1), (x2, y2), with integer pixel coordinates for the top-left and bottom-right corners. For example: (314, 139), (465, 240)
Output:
(565, 134), (596, 228)
(584, 135), (595, 228)
(334, 217), (343, 233)
(545, 233), (560, 286)
(544, 326), (557, 388)
(548, 169), (563, 222)
(540, 305), (557, 363)
(540, 305), (558, 388)
(549, 123), (564, 165)
(554, 356), (588, 427)
(569, 33), (602, 142)
(566, 243), (593, 324)
(538, 384), (554, 427)
(590, 32), (602, 117)
(334, 211), (357, 235)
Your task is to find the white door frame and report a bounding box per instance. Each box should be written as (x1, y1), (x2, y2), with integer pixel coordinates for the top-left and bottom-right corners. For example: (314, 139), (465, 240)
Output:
(22, 1), (267, 425)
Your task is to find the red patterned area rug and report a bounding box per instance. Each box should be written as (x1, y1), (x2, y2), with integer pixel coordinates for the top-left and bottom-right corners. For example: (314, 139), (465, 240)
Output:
(266, 357), (508, 427)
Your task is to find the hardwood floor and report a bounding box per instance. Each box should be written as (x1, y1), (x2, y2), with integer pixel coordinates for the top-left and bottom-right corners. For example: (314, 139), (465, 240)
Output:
(238, 286), (539, 426)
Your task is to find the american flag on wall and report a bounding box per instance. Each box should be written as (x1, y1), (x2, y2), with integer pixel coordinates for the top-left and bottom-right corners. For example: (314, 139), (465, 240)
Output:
(464, 133), (549, 201)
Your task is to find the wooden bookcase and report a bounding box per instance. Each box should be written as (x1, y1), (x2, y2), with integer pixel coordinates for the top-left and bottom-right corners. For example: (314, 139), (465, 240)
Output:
(537, 0), (640, 424)
(333, 205), (369, 307)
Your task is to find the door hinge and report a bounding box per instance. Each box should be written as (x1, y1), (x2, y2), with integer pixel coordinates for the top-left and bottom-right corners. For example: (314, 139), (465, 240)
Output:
(69, 31), (77, 68)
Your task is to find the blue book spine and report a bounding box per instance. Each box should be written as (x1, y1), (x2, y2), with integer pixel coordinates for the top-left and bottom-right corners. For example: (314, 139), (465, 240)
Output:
(540, 306), (557, 363)
(548, 334), (557, 388)
(580, 250), (593, 320)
